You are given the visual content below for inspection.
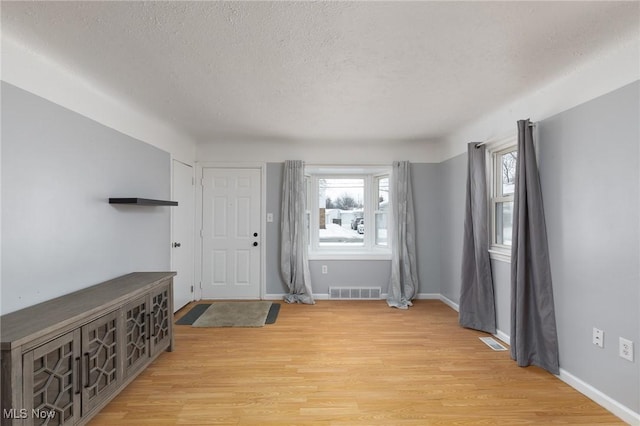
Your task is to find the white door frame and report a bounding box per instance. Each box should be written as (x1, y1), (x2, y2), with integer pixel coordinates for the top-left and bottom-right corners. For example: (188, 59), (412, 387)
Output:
(171, 159), (195, 311)
(195, 162), (266, 301)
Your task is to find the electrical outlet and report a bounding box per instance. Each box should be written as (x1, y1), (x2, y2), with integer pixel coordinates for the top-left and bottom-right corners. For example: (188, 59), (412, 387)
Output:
(619, 337), (634, 362)
(321, 265), (328, 274)
(592, 327), (604, 348)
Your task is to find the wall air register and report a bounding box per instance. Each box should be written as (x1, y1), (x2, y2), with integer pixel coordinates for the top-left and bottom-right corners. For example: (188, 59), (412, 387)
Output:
(329, 287), (381, 300)
(109, 198), (178, 206)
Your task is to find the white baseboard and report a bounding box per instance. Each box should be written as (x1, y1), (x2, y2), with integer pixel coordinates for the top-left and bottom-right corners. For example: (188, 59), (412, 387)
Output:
(264, 290), (638, 423)
(437, 294), (512, 347)
(263, 293), (286, 300)
(439, 294), (459, 311)
(494, 329), (511, 346)
(263, 293), (336, 301)
(266, 292), (440, 301)
(416, 292), (441, 300)
(558, 369), (640, 425)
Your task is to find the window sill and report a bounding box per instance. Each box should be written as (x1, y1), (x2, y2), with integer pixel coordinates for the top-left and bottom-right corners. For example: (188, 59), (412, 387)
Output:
(309, 251), (392, 261)
(489, 248), (511, 263)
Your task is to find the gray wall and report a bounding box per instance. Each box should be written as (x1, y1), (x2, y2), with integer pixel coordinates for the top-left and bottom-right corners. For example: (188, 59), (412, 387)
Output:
(438, 81), (640, 414)
(265, 162), (440, 296)
(1, 83), (171, 315)
(438, 153), (466, 304)
(412, 163), (442, 295)
(265, 162), (286, 295)
(438, 154), (512, 337)
(539, 81), (639, 412)
(490, 259), (511, 340)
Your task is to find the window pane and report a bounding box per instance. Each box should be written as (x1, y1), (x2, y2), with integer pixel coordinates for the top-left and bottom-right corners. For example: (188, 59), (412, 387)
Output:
(496, 201), (513, 246)
(318, 178), (364, 246)
(501, 151), (517, 196)
(375, 212), (387, 246)
(376, 177), (389, 246)
(377, 177), (389, 209)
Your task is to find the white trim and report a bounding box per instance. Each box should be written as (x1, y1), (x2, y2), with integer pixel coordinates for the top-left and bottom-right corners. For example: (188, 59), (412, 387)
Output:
(489, 249), (511, 263)
(415, 293), (441, 300)
(489, 142), (517, 250)
(171, 159), (196, 308)
(494, 329), (511, 347)
(306, 164), (391, 174)
(194, 164), (204, 301)
(260, 165), (267, 300)
(197, 161), (267, 169)
(312, 293), (330, 301)
(259, 292), (639, 424)
(439, 294), (460, 312)
(194, 162), (267, 301)
(438, 293), (512, 347)
(438, 287), (639, 425)
(263, 294), (286, 301)
(265, 293), (442, 301)
(557, 369), (640, 425)
(482, 134), (518, 152)
(264, 293), (331, 301)
(309, 252), (392, 261)
(307, 166), (393, 256)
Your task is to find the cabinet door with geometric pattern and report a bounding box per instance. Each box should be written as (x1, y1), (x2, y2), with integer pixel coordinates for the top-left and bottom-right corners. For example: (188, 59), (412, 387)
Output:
(150, 284), (172, 357)
(122, 297), (150, 379)
(22, 330), (81, 426)
(81, 311), (120, 415)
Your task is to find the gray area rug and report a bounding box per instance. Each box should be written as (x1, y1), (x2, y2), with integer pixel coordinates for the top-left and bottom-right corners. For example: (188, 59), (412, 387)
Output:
(192, 301), (273, 327)
(175, 303), (211, 325)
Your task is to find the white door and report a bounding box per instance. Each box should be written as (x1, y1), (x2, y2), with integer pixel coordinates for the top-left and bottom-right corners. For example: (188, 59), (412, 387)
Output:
(172, 160), (195, 311)
(201, 168), (261, 299)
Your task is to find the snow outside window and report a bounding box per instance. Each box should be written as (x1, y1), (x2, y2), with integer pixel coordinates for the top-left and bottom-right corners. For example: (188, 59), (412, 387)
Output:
(306, 167), (391, 259)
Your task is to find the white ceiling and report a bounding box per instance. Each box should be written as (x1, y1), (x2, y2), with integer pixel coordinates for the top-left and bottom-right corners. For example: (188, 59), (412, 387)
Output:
(2, 1), (638, 145)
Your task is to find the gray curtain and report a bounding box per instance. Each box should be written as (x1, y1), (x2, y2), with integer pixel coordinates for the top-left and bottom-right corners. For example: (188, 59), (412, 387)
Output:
(459, 143), (496, 334)
(281, 160), (315, 304)
(387, 161), (418, 309)
(511, 119), (559, 375)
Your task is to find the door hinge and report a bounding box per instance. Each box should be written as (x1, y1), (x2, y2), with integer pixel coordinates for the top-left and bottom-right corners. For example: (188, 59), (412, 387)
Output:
(199, 282), (203, 289)
(200, 229), (204, 238)
(201, 178), (205, 187)
(192, 177), (195, 186)
(190, 285), (194, 293)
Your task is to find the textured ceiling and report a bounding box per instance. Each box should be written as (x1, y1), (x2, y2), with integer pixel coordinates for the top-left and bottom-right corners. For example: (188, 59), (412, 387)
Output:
(2, 1), (638, 144)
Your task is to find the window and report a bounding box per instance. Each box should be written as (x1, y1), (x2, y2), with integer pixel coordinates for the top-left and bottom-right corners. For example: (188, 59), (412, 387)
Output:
(306, 166), (392, 259)
(375, 176), (389, 246)
(490, 145), (517, 254)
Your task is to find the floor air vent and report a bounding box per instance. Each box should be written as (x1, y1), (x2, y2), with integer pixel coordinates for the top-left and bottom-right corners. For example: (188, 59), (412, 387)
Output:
(479, 337), (508, 351)
(329, 287), (382, 300)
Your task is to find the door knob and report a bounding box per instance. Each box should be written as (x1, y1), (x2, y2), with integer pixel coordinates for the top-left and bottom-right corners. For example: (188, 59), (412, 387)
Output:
(253, 232), (258, 237)
(173, 242), (181, 248)
(253, 242), (258, 247)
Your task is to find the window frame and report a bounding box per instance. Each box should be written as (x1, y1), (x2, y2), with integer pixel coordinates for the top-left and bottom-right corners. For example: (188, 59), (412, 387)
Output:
(306, 165), (392, 260)
(487, 138), (518, 263)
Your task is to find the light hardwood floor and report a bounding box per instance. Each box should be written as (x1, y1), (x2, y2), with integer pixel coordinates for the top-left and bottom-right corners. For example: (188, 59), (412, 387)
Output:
(90, 300), (623, 425)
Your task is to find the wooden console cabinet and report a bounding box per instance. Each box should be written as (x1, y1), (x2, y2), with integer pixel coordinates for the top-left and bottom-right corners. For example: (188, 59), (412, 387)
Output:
(1, 272), (176, 426)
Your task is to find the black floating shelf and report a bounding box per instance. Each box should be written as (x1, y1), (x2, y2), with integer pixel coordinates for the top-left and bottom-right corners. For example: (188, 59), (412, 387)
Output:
(109, 198), (178, 206)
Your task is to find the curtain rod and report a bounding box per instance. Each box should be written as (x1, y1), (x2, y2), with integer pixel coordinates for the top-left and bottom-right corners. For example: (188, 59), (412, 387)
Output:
(475, 122), (536, 148)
